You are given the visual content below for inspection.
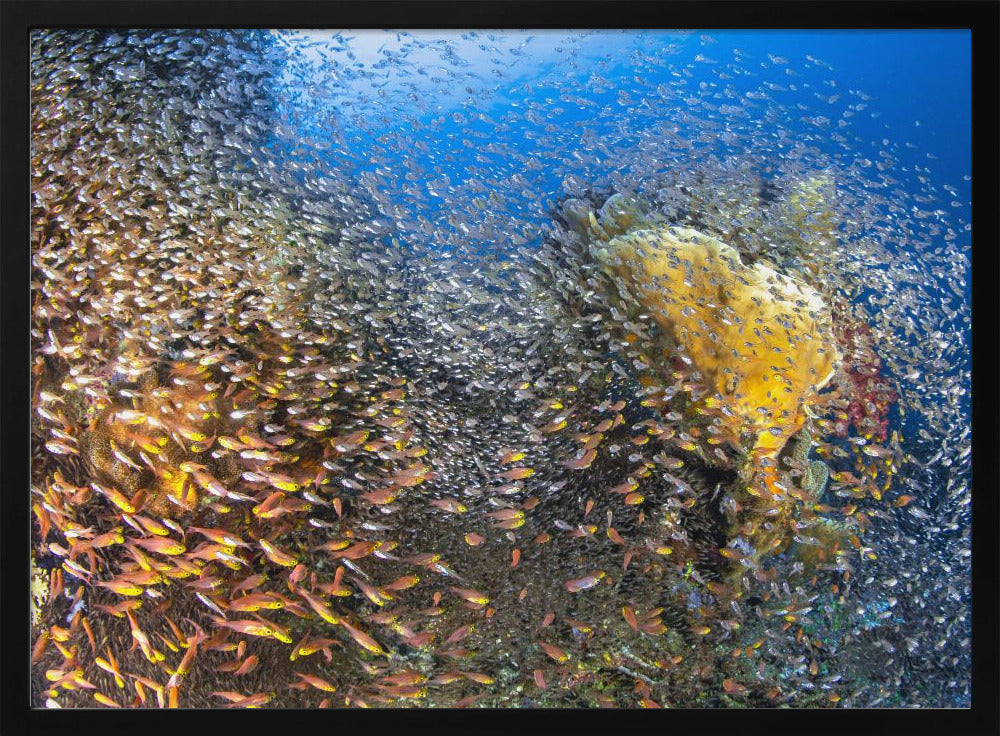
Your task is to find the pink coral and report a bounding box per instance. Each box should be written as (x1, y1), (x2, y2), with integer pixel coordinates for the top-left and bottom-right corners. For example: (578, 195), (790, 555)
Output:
(832, 320), (897, 443)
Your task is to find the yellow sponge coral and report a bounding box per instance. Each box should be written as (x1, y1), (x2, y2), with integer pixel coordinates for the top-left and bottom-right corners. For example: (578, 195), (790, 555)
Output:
(591, 224), (839, 463)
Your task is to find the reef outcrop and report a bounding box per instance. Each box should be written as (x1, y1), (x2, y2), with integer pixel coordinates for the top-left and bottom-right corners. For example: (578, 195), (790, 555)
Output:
(568, 194), (840, 471)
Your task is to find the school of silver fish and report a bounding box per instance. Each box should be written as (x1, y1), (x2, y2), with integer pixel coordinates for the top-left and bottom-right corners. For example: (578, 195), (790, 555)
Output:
(29, 29), (970, 709)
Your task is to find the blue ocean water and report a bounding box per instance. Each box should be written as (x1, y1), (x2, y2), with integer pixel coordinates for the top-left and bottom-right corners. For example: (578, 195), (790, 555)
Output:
(282, 25), (969, 489)
(330, 26), (970, 527)
(723, 31), (971, 191)
(282, 29), (971, 235)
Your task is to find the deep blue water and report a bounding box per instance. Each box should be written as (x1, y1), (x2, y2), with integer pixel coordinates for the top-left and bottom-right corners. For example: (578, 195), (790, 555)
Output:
(721, 30), (971, 193)
(271, 28), (972, 454)
(305, 29), (972, 224)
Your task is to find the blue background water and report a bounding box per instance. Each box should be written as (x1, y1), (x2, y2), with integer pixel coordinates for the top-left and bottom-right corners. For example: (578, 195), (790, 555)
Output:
(298, 29), (972, 233)
(725, 30), (971, 193)
(281, 28), (972, 374)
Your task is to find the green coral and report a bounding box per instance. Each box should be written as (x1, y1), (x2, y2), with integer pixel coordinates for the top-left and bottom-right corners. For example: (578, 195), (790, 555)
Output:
(783, 174), (838, 238)
(803, 460), (829, 498)
(790, 429), (812, 464)
(791, 516), (854, 570)
(597, 192), (652, 236)
(562, 192), (659, 246)
(31, 553), (49, 626)
(786, 429), (829, 500)
(763, 173), (841, 284)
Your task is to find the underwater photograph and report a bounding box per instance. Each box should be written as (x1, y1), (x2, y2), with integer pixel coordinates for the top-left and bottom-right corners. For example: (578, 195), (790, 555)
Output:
(24, 23), (976, 711)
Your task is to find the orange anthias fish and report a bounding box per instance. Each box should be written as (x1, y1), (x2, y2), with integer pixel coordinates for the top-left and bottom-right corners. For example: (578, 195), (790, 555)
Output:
(538, 641), (570, 663)
(429, 497), (467, 514)
(449, 586), (490, 606)
(565, 571), (606, 592)
(497, 466), (535, 481)
(340, 620), (386, 656)
(562, 448), (597, 470)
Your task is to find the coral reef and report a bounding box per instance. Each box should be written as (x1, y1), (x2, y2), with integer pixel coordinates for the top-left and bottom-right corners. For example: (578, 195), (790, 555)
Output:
(832, 318), (899, 444)
(558, 187), (864, 590)
(28, 26), (953, 710)
(591, 223), (839, 460)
